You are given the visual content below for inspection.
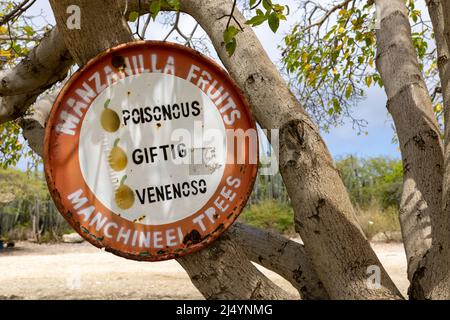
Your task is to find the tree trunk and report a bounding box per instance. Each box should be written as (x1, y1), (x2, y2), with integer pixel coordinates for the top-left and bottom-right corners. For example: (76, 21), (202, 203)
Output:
(423, 0), (450, 300)
(178, 0), (402, 299)
(19, 92), (57, 156)
(375, 0), (450, 299)
(48, 0), (289, 300)
(428, 2), (450, 245)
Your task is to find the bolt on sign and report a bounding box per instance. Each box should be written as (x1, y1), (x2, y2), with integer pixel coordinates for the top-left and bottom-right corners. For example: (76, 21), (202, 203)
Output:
(44, 41), (258, 261)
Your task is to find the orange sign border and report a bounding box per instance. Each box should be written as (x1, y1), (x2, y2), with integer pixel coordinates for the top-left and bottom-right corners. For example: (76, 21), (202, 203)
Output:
(44, 41), (258, 261)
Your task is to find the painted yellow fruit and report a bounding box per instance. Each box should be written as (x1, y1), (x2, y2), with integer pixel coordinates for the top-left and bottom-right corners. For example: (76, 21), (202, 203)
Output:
(115, 175), (135, 210)
(101, 99), (120, 132)
(109, 138), (127, 171)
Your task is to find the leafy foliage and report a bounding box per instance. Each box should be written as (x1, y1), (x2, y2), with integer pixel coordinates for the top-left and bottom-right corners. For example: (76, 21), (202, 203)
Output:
(1, 0), (51, 169)
(223, 0), (289, 56)
(240, 199), (295, 235)
(282, 0), (438, 132)
(356, 205), (401, 239)
(0, 1), (49, 67)
(246, 0), (287, 32)
(224, 25), (239, 56)
(0, 122), (22, 168)
(0, 167), (47, 201)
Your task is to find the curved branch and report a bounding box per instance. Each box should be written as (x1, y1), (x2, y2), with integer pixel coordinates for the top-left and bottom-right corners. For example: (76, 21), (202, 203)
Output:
(229, 222), (329, 299)
(18, 92), (57, 157)
(300, 0), (352, 33)
(0, 27), (72, 124)
(177, 233), (294, 300)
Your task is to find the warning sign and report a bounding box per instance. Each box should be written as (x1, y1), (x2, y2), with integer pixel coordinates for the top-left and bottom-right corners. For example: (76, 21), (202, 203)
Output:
(44, 41), (258, 261)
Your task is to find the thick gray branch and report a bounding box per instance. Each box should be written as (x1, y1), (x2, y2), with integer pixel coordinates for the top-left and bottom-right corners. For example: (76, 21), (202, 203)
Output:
(18, 92), (57, 157)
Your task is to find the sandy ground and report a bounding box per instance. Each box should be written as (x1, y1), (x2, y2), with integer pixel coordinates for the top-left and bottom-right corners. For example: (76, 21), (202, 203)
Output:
(0, 241), (409, 300)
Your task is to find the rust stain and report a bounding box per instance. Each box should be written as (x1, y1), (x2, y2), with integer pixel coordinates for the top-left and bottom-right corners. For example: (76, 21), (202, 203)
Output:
(111, 54), (125, 69)
(133, 215), (146, 223)
(183, 229), (202, 246)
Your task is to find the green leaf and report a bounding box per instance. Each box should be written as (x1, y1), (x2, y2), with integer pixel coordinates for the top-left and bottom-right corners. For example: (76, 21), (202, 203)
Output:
(246, 14), (267, 27)
(268, 12), (279, 33)
(23, 26), (34, 36)
(249, 0), (257, 7)
(150, 0), (161, 20)
(262, 0), (272, 11)
(345, 84), (353, 99)
(365, 75), (372, 87)
(223, 26), (239, 43)
(226, 38), (237, 56)
(333, 101), (342, 113)
(332, 98), (340, 110)
(166, 0), (180, 10)
(128, 11), (139, 22)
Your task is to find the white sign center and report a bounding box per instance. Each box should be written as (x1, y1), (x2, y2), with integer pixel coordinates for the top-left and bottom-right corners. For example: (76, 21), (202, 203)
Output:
(79, 73), (227, 225)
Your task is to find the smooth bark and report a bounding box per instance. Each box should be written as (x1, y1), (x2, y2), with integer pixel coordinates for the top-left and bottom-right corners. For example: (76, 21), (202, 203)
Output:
(0, 27), (71, 123)
(375, 0), (450, 299)
(178, 233), (293, 300)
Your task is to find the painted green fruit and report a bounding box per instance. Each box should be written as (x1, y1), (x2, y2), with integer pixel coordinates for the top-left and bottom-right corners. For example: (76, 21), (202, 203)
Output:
(115, 175), (135, 210)
(109, 138), (127, 171)
(101, 99), (120, 132)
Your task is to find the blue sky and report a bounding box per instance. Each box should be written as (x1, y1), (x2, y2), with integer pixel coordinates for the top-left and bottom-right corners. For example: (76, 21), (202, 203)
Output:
(322, 87), (399, 159)
(19, 0), (403, 167)
(247, 1), (401, 160)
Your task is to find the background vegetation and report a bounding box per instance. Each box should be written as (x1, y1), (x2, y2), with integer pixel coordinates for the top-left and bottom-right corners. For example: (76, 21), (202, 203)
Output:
(0, 155), (402, 242)
(240, 154), (402, 238)
(0, 168), (70, 243)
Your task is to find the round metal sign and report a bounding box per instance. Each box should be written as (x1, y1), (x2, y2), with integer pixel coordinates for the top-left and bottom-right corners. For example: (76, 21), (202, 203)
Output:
(44, 41), (258, 261)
